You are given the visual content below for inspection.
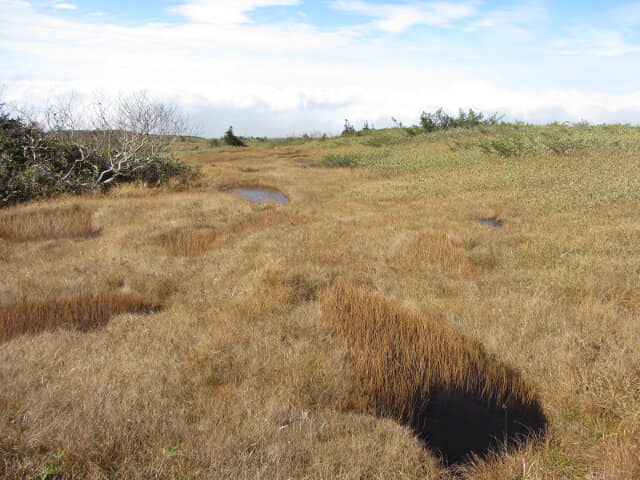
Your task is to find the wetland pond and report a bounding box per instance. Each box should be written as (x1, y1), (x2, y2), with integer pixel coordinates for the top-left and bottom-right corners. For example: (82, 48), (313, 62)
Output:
(230, 187), (290, 205)
(479, 218), (503, 228)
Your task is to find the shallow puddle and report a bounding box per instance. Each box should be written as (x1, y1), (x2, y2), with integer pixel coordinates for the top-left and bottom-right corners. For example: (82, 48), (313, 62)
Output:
(230, 187), (289, 204)
(479, 218), (503, 228)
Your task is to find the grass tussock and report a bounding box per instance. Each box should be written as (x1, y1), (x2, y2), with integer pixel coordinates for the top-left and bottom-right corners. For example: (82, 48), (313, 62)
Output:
(322, 284), (547, 464)
(0, 206), (98, 242)
(0, 293), (156, 343)
(157, 228), (217, 256)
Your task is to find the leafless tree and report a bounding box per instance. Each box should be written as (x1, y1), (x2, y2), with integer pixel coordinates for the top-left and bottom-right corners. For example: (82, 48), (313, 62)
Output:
(42, 91), (189, 188)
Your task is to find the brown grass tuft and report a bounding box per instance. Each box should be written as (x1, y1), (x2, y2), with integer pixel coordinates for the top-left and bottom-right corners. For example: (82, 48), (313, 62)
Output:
(0, 206), (98, 242)
(0, 294), (156, 343)
(157, 228), (217, 256)
(322, 284), (547, 464)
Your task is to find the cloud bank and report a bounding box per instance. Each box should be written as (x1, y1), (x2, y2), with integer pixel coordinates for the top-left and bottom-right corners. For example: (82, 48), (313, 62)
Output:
(1, 0), (639, 136)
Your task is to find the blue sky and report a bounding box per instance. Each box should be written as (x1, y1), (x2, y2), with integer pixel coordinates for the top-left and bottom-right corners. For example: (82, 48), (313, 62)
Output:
(2, 1), (640, 136)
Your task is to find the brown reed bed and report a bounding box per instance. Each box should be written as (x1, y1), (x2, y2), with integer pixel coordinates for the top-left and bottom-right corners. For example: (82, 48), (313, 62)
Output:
(157, 227), (217, 256)
(0, 294), (157, 343)
(0, 206), (99, 242)
(322, 284), (547, 465)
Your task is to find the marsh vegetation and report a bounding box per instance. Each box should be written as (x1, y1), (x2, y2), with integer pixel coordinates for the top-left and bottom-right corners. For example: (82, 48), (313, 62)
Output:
(1, 121), (639, 478)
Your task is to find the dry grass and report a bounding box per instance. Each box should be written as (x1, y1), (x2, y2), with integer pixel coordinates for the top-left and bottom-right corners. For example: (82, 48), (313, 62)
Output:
(157, 228), (217, 256)
(0, 294), (156, 343)
(395, 231), (472, 274)
(0, 206), (98, 242)
(1, 129), (639, 478)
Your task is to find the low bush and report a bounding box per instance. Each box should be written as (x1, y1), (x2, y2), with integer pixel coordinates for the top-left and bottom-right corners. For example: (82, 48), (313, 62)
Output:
(222, 126), (246, 147)
(420, 108), (501, 133)
(320, 153), (362, 168)
(341, 119), (356, 136)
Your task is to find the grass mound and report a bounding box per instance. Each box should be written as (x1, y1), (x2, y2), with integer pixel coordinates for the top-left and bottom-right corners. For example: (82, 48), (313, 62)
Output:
(0, 293), (157, 343)
(0, 206), (98, 242)
(322, 285), (547, 464)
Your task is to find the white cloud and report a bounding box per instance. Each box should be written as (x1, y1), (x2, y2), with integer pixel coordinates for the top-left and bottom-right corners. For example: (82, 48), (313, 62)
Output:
(551, 28), (640, 56)
(1, 0), (640, 136)
(171, 0), (300, 25)
(612, 2), (640, 26)
(464, 3), (545, 31)
(330, 0), (478, 33)
(53, 3), (77, 10)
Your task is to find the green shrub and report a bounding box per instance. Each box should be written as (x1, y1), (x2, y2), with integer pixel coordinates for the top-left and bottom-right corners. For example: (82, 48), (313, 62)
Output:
(222, 126), (246, 147)
(132, 156), (198, 185)
(540, 130), (592, 155)
(484, 139), (521, 157)
(341, 119), (355, 136)
(420, 108), (501, 132)
(320, 153), (362, 168)
(405, 126), (421, 137)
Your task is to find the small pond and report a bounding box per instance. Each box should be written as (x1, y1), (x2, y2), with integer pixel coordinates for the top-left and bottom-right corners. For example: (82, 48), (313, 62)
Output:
(479, 218), (503, 228)
(230, 187), (290, 205)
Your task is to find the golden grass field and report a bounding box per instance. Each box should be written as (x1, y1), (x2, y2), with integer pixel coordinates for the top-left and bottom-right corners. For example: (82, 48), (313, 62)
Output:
(1, 124), (639, 478)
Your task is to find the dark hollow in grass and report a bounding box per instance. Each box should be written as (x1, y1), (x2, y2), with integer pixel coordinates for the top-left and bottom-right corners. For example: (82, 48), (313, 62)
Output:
(0, 207), (99, 242)
(322, 285), (547, 465)
(0, 294), (157, 343)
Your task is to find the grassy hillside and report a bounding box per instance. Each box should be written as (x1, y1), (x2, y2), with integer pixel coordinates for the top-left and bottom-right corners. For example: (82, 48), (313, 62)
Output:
(1, 124), (639, 478)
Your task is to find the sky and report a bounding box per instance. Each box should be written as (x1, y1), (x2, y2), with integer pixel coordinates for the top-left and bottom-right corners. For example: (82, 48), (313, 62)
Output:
(1, 0), (640, 136)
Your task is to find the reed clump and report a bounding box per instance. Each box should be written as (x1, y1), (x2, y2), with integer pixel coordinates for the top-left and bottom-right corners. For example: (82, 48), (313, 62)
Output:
(0, 207), (98, 242)
(0, 293), (156, 343)
(322, 284), (547, 464)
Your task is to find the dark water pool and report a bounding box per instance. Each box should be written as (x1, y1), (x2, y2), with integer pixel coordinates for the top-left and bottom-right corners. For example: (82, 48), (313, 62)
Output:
(479, 218), (503, 228)
(230, 187), (289, 204)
